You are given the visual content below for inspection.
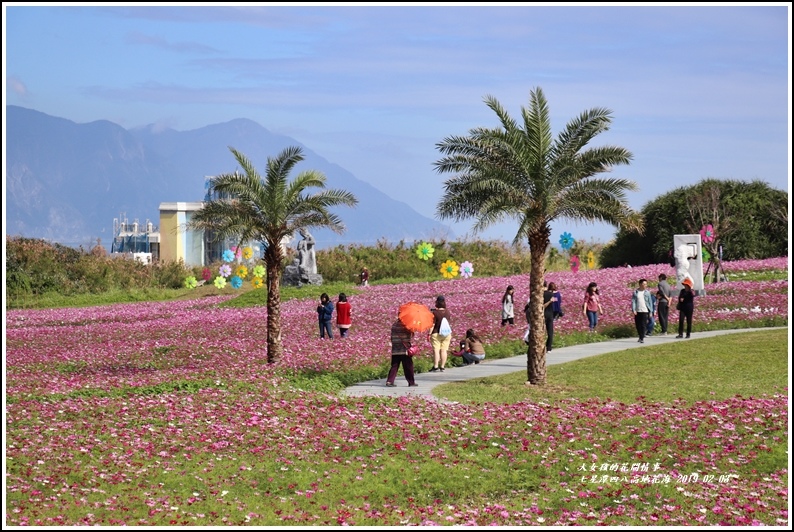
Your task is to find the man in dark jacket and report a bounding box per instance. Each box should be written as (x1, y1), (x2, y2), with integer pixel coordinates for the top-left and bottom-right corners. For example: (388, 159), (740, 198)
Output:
(656, 273), (673, 335)
(543, 282), (558, 352)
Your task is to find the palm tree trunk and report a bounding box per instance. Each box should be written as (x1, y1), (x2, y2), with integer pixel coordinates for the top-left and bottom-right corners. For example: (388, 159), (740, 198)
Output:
(265, 244), (284, 364)
(527, 230), (550, 385)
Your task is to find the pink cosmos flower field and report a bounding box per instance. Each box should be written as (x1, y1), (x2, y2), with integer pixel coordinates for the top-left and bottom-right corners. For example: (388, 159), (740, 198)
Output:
(5, 258), (789, 525)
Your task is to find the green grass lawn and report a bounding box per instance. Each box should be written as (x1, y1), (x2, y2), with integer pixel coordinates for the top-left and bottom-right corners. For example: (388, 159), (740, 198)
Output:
(434, 328), (789, 404)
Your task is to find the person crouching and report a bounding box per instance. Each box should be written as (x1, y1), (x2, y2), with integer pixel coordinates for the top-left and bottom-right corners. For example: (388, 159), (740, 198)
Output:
(455, 329), (486, 366)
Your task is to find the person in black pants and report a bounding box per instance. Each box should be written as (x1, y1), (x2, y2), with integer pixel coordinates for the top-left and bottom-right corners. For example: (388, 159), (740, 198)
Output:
(631, 278), (653, 343)
(543, 282), (558, 352)
(676, 278), (696, 338)
(385, 313), (417, 387)
(655, 273), (673, 335)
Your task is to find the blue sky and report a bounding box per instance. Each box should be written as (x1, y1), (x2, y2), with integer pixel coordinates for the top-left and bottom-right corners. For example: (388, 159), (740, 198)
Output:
(3, 3), (791, 246)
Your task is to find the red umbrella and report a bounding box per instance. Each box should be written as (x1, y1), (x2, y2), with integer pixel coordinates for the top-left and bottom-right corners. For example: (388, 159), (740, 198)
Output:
(398, 302), (435, 333)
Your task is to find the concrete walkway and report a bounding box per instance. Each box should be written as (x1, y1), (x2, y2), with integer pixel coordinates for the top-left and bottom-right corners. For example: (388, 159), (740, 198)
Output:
(341, 328), (781, 402)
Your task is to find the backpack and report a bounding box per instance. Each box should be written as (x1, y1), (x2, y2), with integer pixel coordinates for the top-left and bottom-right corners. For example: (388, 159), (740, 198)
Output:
(438, 317), (452, 337)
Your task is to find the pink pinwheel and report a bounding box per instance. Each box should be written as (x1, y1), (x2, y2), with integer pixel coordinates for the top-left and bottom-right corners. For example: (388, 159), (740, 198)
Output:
(700, 224), (715, 244)
(570, 255), (580, 273)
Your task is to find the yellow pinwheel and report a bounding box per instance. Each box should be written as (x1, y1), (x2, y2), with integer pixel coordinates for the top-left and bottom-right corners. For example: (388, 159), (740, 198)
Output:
(586, 251), (595, 269)
(439, 260), (459, 279)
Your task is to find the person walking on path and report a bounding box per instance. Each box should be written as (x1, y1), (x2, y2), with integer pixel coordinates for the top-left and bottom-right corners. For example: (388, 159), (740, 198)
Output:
(336, 293), (352, 338)
(501, 285), (515, 326)
(676, 278), (697, 339)
(454, 328), (486, 365)
(543, 282), (559, 352)
(316, 293), (334, 339)
(631, 278), (654, 343)
(385, 313), (418, 387)
(582, 282), (603, 333)
(646, 291), (657, 336)
(429, 295), (452, 372)
(655, 273), (673, 335)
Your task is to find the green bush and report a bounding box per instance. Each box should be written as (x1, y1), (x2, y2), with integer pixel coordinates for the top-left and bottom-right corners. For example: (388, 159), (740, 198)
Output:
(316, 239), (542, 283)
(4, 236), (607, 309)
(6, 236), (193, 304)
(150, 259), (192, 289)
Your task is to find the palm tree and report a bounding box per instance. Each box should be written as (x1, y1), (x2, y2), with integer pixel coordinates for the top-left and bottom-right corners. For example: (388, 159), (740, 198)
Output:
(434, 87), (642, 385)
(188, 146), (358, 363)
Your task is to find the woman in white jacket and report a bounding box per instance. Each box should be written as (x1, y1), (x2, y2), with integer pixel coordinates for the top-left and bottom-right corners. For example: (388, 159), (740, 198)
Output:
(501, 285), (515, 326)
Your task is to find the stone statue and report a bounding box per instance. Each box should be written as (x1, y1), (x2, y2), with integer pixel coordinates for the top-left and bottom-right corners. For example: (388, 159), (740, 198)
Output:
(296, 228), (317, 275)
(282, 257), (308, 287)
(674, 243), (695, 288)
(282, 228), (323, 286)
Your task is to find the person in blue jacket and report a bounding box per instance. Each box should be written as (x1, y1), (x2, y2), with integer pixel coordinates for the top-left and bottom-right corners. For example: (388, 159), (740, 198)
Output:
(316, 293), (334, 339)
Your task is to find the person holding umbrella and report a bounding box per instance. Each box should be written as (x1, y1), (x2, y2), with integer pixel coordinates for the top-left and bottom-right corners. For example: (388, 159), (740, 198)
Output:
(386, 307), (424, 387)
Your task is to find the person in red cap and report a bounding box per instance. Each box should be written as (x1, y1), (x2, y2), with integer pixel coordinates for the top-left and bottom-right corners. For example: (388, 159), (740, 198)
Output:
(676, 278), (696, 338)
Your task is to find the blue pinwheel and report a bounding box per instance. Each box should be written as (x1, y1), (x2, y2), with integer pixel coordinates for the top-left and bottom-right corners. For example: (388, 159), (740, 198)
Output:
(559, 232), (575, 250)
(222, 249), (235, 263)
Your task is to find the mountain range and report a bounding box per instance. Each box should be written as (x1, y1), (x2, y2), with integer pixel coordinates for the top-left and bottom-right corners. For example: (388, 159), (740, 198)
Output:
(5, 105), (454, 250)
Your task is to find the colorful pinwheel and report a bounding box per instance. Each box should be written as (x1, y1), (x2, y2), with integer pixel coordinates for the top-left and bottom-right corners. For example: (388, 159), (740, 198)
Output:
(439, 260), (459, 279)
(202, 267), (213, 282)
(214, 276), (227, 289)
(222, 249), (235, 263)
(586, 251), (596, 269)
(700, 224), (715, 244)
(251, 276), (264, 289)
(416, 242), (435, 261)
(243, 246), (254, 260)
(253, 265), (265, 278)
(236, 265), (248, 279)
(570, 254), (580, 273)
(459, 261), (474, 278)
(184, 276), (198, 289)
(219, 264), (232, 278)
(559, 232), (575, 250)
(230, 275), (243, 289)
(702, 247), (711, 263)
(230, 246), (242, 260)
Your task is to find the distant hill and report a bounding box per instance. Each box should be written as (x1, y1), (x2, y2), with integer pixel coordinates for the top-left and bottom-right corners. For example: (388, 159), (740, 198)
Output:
(5, 105), (454, 250)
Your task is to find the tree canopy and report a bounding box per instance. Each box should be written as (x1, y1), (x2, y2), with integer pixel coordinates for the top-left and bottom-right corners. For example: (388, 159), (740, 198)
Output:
(600, 178), (787, 267)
